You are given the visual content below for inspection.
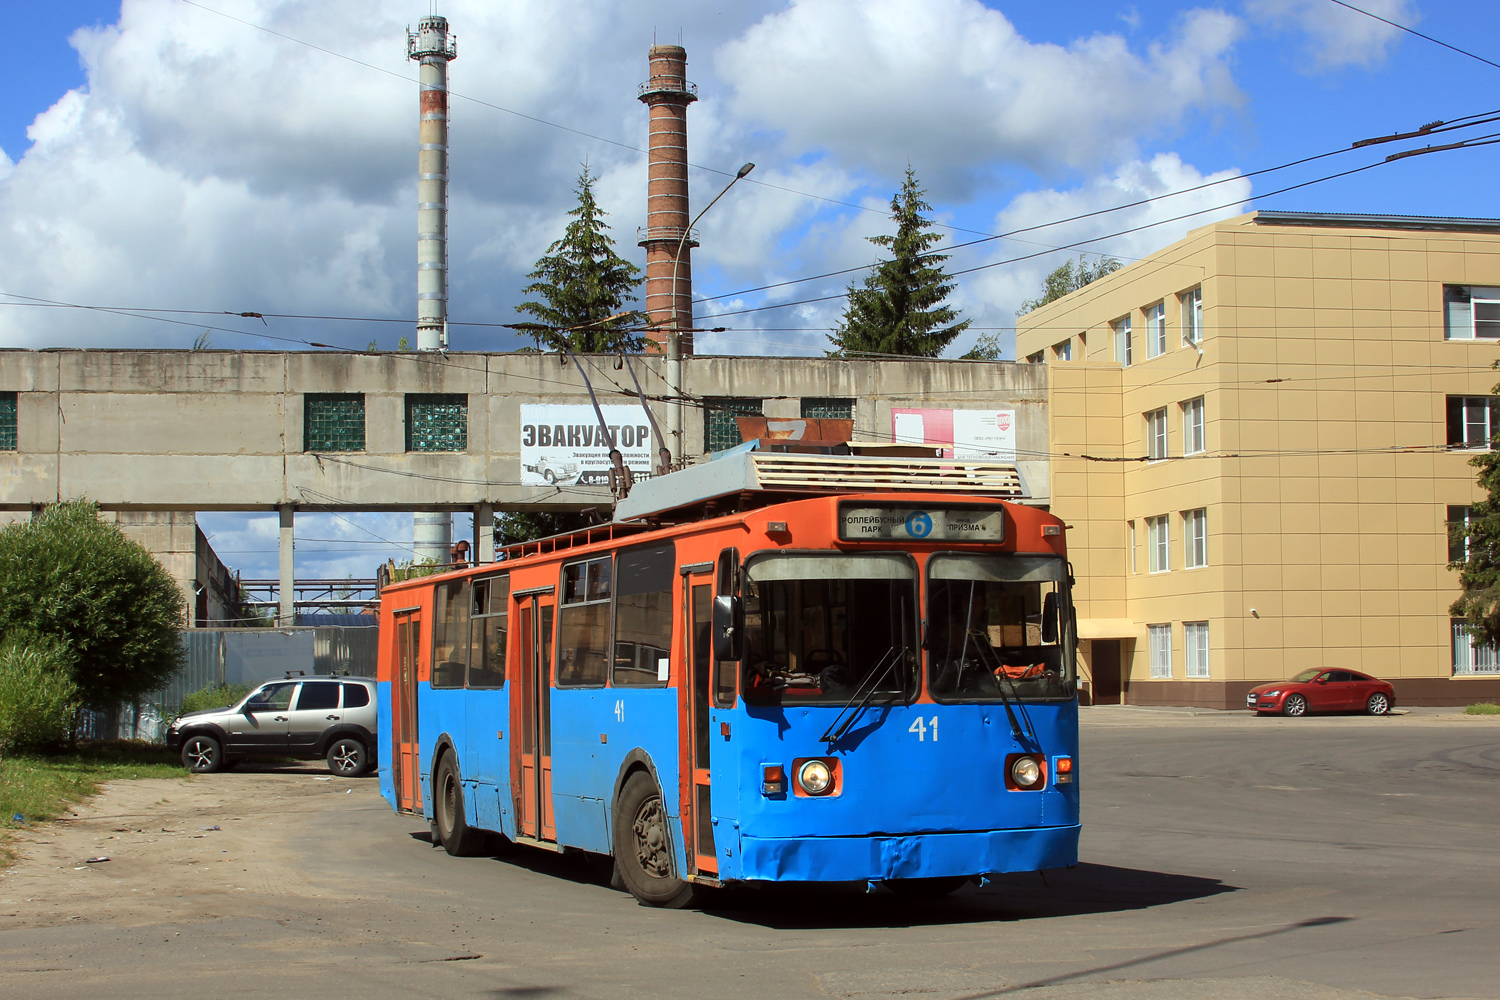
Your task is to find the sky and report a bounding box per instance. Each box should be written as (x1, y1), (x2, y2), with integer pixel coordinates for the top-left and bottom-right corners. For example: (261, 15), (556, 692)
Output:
(3, 0), (1498, 581)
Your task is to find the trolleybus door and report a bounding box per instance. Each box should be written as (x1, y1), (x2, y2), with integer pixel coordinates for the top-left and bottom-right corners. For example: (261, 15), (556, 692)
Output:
(516, 591), (557, 842)
(391, 609), (422, 814)
(682, 567), (717, 876)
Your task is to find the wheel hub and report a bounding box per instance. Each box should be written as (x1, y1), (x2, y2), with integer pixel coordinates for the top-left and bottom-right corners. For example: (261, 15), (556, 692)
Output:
(632, 797), (672, 879)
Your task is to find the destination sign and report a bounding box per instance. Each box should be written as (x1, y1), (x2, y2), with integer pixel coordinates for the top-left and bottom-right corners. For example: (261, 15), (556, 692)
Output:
(838, 506), (1006, 543)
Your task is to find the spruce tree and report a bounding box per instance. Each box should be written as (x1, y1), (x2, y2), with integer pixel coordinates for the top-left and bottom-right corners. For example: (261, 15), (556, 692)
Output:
(1450, 399), (1500, 646)
(516, 165), (646, 353)
(828, 167), (969, 358)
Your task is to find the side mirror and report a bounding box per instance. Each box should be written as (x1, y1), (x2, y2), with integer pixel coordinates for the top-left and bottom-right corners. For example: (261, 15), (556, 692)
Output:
(1041, 592), (1059, 644)
(713, 595), (744, 661)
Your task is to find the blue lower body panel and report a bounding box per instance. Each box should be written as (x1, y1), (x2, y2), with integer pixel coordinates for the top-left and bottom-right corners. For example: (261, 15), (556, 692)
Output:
(737, 824), (1079, 882)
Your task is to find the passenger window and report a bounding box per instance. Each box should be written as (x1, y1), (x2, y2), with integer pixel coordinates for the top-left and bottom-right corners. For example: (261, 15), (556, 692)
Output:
(431, 579), (471, 689)
(613, 543), (674, 688)
(246, 682), (295, 712)
(714, 547), (740, 707)
(341, 683), (370, 708)
(468, 575), (508, 688)
(557, 556), (612, 687)
(295, 682), (340, 711)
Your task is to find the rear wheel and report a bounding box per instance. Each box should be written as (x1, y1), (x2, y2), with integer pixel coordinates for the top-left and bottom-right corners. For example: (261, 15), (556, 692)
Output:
(433, 752), (485, 857)
(1283, 694), (1309, 717)
(326, 737), (371, 776)
(1366, 692), (1391, 716)
(181, 734), (224, 773)
(886, 876), (968, 898)
(613, 771), (699, 908)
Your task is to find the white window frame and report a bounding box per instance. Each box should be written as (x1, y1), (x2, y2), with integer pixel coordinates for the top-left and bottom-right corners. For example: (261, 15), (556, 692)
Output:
(1148, 624), (1173, 679)
(1147, 515), (1170, 573)
(1053, 339), (1072, 361)
(1182, 397), (1205, 455)
(1184, 621), (1209, 678)
(1183, 508), (1207, 569)
(1128, 520), (1137, 575)
(1113, 316), (1132, 367)
(1146, 408), (1168, 461)
(1146, 302), (1166, 358)
(1444, 285), (1500, 340)
(1448, 504), (1475, 564)
(1453, 619), (1500, 673)
(1449, 396), (1497, 450)
(1180, 287), (1202, 346)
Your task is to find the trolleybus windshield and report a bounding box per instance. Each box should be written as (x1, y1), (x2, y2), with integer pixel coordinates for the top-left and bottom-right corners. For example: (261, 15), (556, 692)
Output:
(927, 554), (1075, 702)
(741, 552), (918, 704)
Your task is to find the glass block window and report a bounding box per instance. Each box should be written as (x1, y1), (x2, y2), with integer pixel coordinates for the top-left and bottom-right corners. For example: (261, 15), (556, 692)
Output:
(0, 392), (15, 451)
(704, 398), (763, 453)
(406, 394), (468, 452)
(800, 397), (854, 420)
(304, 394), (365, 452)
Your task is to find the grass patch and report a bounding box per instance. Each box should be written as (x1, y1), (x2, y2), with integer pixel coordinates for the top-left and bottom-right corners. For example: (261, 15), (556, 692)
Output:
(0, 741), (184, 864)
(1464, 702), (1500, 715)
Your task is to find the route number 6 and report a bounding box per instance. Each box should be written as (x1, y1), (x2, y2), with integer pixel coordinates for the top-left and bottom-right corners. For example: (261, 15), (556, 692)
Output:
(908, 716), (939, 741)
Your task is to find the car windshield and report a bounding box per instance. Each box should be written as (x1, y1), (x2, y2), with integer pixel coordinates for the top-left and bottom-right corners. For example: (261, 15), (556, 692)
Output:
(742, 552), (918, 704)
(926, 554), (1075, 702)
(1290, 669), (1323, 683)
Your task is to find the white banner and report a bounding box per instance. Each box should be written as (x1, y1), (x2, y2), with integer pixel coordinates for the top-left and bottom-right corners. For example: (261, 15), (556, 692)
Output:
(891, 408), (1016, 461)
(519, 404), (656, 487)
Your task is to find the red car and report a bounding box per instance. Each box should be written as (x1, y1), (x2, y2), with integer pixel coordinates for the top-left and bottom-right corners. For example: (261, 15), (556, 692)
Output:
(1247, 669), (1395, 717)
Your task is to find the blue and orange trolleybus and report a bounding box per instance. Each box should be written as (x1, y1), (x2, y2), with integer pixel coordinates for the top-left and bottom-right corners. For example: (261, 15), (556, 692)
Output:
(377, 455), (1079, 906)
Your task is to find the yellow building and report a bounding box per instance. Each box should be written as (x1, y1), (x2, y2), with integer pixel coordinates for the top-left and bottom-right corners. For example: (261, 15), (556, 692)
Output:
(1016, 211), (1500, 708)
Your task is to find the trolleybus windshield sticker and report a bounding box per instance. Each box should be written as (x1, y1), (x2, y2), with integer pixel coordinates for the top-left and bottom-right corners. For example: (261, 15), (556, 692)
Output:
(839, 505), (1005, 542)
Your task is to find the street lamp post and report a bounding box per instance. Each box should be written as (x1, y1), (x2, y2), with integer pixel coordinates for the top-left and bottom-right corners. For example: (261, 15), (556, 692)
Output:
(666, 162), (754, 466)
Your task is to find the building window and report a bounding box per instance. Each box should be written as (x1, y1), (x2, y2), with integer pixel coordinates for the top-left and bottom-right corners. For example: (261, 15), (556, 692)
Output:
(1184, 621), (1209, 678)
(1183, 508), (1207, 568)
(1147, 515), (1170, 573)
(0, 391), (15, 451)
(1113, 316), (1132, 367)
(1026, 351), (1045, 364)
(1128, 520), (1137, 574)
(1446, 396), (1498, 450)
(1149, 624), (1173, 678)
(1448, 505), (1475, 564)
(405, 394), (468, 452)
(1145, 302), (1166, 358)
(1444, 285), (1500, 340)
(1180, 287), (1202, 345)
(704, 398), (763, 453)
(800, 397), (854, 420)
(1053, 339), (1072, 361)
(304, 394), (365, 452)
(1453, 620), (1500, 674)
(1183, 397), (1205, 455)
(1146, 408), (1168, 461)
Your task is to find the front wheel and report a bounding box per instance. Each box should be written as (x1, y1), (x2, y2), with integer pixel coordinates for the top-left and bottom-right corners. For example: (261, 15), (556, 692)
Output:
(326, 737), (371, 776)
(613, 772), (699, 907)
(1283, 694), (1309, 717)
(433, 752), (485, 857)
(181, 734), (224, 773)
(1366, 692), (1391, 716)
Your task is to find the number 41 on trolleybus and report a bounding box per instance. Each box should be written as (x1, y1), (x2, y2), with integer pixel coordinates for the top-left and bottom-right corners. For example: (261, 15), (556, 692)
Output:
(377, 461), (1079, 906)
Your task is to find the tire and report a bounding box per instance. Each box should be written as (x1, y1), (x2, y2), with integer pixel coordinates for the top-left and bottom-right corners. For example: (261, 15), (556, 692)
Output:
(326, 737), (371, 776)
(1283, 694), (1309, 717)
(1366, 692), (1391, 716)
(613, 771), (699, 908)
(433, 751), (485, 857)
(181, 734), (224, 774)
(544, 468), (557, 484)
(886, 876), (968, 898)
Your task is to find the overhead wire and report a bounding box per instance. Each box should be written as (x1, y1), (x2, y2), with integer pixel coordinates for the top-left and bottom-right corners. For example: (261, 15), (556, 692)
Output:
(1326, 0), (1500, 73)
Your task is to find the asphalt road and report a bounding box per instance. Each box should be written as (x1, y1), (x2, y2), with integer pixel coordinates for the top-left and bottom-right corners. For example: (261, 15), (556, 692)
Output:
(3, 709), (1497, 999)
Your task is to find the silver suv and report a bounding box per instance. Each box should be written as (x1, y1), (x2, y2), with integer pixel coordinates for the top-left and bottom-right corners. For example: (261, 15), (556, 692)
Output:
(166, 675), (378, 776)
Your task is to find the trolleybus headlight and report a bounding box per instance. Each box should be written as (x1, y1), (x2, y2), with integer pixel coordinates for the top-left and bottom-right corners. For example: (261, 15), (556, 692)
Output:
(798, 759), (833, 795)
(1011, 755), (1042, 789)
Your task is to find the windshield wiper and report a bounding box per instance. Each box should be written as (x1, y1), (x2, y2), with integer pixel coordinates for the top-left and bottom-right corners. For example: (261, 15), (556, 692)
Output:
(970, 637), (1038, 748)
(820, 645), (904, 745)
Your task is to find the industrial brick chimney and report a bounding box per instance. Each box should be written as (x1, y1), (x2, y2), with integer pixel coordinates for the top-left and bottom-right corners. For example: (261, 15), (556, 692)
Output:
(637, 45), (698, 354)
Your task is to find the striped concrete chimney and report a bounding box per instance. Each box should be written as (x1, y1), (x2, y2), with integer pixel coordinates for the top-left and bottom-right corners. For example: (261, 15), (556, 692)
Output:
(408, 15), (457, 353)
(637, 45), (698, 355)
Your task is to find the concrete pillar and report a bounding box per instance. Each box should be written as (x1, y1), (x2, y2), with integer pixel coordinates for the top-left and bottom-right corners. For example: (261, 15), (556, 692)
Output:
(278, 504), (295, 627)
(475, 502), (494, 564)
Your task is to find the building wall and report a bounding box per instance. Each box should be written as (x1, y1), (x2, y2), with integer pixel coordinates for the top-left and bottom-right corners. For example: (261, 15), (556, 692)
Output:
(1017, 212), (1500, 707)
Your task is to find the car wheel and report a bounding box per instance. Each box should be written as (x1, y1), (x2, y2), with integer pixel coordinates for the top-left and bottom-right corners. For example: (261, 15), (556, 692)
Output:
(327, 737), (370, 776)
(886, 876), (968, 898)
(1366, 692), (1391, 716)
(433, 752), (485, 857)
(1283, 693), (1309, 717)
(612, 771), (701, 908)
(544, 468), (557, 484)
(181, 734), (224, 773)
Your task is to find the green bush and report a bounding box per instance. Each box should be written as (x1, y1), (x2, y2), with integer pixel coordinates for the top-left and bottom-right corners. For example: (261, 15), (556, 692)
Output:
(1464, 701), (1500, 715)
(0, 635), (79, 755)
(179, 683), (251, 715)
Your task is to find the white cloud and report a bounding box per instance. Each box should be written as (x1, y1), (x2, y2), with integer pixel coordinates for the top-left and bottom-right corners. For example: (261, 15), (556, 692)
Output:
(1245, 0), (1416, 70)
(716, 0), (1244, 188)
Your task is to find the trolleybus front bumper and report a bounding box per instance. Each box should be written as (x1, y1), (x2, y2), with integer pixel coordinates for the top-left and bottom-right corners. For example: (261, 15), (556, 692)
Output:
(735, 823), (1080, 883)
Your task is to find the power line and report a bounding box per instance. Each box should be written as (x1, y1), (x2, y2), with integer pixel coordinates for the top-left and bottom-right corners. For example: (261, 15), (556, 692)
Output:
(1326, 0), (1500, 73)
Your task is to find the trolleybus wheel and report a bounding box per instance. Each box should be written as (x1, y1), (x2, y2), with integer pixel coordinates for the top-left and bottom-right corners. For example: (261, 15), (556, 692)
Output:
(434, 751), (485, 857)
(613, 771), (699, 908)
(1366, 692), (1391, 716)
(1282, 694), (1308, 718)
(886, 876), (968, 898)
